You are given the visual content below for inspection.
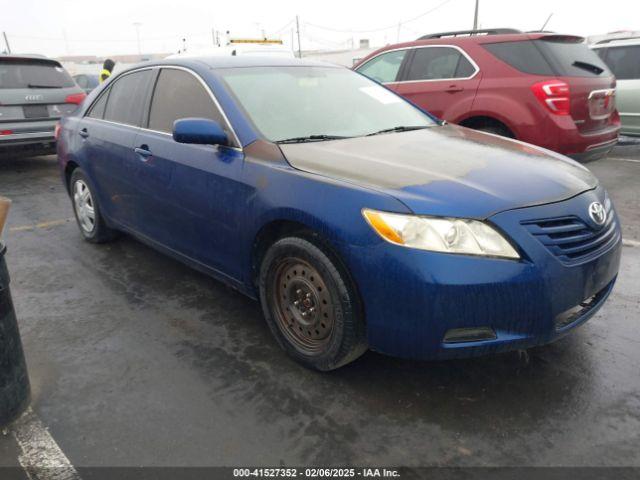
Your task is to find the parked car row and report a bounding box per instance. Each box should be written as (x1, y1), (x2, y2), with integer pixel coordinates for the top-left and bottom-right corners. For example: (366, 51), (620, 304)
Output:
(354, 29), (623, 161)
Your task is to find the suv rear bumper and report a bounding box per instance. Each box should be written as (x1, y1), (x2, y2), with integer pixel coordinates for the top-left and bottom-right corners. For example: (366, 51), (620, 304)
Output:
(0, 121), (57, 154)
(568, 138), (618, 162)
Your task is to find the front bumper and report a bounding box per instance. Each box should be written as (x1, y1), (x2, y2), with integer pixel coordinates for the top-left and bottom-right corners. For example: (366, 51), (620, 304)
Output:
(346, 187), (622, 360)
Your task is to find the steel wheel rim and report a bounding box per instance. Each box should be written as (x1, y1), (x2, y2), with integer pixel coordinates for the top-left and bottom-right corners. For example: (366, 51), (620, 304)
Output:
(73, 179), (96, 234)
(272, 258), (335, 355)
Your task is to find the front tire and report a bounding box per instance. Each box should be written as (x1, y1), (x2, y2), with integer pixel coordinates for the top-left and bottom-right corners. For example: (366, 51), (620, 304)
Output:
(259, 236), (367, 371)
(69, 168), (117, 243)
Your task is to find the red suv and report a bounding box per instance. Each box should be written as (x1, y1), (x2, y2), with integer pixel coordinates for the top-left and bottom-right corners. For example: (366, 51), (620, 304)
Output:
(354, 29), (620, 161)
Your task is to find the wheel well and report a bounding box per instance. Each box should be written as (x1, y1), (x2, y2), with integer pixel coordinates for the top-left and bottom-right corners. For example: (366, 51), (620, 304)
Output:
(64, 161), (79, 193)
(459, 116), (515, 138)
(251, 219), (365, 325)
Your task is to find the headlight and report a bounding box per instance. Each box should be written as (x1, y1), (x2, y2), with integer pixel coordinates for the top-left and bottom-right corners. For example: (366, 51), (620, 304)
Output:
(0, 196), (10, 238)
(362, 209), (520, 259)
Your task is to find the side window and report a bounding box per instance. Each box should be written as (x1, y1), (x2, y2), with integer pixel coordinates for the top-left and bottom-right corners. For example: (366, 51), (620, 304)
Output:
(148, 68), (228, 136)
(594, 48), (608, 61)
(75, 75), (88, 89)
(87, 91), (108, 119)
(357, 50), (407, 83)
(103, 70), (153, 126)
(483, 41), (555, 75)
(603, 46), (640, 80)
(405, 47), (473, 81)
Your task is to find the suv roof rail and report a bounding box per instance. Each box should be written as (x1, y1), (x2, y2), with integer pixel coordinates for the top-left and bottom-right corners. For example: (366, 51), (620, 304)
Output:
(417, 28), (522, 40)
(595, 35), (640, 45)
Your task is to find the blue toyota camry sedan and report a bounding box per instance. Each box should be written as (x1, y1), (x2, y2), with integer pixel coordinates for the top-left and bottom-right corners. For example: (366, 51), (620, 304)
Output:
(56, 57), (621, 371)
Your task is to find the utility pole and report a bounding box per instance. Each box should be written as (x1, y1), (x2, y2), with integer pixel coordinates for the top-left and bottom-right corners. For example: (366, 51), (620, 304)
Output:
(295, 15), (302, 58)
(473, 0), (479, 30)
(212, 28), (216, 45)
(133, 22), (142, 55)
(2, 32), (11, 54)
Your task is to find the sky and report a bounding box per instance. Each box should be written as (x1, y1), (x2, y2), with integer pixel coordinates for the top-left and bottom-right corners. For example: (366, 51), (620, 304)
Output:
(1, 0), (639, 57)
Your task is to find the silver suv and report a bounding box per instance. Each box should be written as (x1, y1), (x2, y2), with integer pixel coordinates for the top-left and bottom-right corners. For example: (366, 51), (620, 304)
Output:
(0, 54), (85, 156)
(591, 37), (640, 137)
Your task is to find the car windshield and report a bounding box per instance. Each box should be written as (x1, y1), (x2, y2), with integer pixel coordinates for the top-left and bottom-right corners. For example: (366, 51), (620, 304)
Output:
(0, 60), (75, 89)
(218, 66), (436, 142)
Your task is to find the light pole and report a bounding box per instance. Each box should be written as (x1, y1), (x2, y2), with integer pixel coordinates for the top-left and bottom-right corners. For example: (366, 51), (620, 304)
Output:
(133, 22), (142, 56)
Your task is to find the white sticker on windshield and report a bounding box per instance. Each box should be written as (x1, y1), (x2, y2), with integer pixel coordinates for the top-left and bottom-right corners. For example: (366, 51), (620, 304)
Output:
(360, 86), (401, 105)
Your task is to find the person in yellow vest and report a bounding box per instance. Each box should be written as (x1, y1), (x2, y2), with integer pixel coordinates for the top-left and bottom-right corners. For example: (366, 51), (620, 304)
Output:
(99, 59), (115, 83)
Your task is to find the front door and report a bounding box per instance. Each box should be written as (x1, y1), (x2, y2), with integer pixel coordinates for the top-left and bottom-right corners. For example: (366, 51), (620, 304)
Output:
(130, 67), (247, 278)
(393, 46), (481, 120)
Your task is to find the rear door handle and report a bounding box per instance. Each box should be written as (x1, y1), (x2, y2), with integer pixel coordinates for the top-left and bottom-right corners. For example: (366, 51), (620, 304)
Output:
(446, 85), (464, 93)
(134, 145), (152, 160)
(79, 128), (89, 138)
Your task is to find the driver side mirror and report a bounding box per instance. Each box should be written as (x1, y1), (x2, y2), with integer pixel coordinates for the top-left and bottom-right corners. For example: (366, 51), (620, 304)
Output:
(173, 118), (229, 146)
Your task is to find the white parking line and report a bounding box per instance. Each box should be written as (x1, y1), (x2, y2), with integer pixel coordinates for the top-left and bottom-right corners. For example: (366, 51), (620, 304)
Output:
(607, 157), (640, 164)
(623, 238), (640, 248)
(11, 408), (81, 480)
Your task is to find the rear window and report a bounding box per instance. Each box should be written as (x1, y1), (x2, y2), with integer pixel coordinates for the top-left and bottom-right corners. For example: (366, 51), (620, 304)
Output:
(0, 60), (75, 89)
(598, 45), (640, 80)
(484, 38), (612, 77)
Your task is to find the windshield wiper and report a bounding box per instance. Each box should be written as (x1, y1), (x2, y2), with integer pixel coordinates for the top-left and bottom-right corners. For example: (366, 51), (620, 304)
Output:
(275, 134), (351, 144)
(366, 125), (430, 136)
(572, 61), (604, 75)
(27, 83), (62, 88)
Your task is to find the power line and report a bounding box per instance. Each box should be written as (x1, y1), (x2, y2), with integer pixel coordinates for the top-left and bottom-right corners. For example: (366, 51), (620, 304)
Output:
(304, 0), (455, 34)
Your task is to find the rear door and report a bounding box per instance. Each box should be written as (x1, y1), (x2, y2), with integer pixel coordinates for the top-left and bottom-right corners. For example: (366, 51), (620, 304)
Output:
(0, 57), (83, 140)
(596, 45), (640, 136)
(75, 68), (154, 226)
(132, 67), (245, 276)
(392, 46), (480, 119)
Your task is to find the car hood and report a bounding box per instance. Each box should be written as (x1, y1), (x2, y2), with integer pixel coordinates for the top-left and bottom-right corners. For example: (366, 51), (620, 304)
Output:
(278, 125), (597, 219)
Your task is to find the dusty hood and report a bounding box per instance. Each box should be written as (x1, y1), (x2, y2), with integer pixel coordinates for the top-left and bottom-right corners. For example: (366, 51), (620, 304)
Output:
(279, 125), (597, 219)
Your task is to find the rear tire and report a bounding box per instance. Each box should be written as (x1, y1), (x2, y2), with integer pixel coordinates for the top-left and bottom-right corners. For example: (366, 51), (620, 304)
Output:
(259, 236), (367, 371)
(69, 168), (117, 243)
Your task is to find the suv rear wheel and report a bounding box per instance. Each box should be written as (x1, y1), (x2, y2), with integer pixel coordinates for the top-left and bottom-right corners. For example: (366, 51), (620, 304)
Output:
(259, 236), (367, 371)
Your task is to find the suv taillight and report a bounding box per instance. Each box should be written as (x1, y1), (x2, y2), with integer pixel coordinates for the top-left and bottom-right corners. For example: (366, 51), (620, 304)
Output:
(65, 93), (87, 105)
(531, 80), (571, 115)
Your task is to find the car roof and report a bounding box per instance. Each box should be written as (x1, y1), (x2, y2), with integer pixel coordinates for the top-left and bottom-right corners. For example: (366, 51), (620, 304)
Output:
(0, 54), (62, 66)
(143, 56), (337, 70)
(592, 37), (640, 48)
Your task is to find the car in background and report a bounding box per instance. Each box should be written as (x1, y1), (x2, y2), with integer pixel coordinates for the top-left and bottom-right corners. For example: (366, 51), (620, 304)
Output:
(0, 55), (86, 156)
(57, 57), (621, 371)
(73, 73), (99, 94)
(591, 37), (640, 137)
(354, 29), (620, 161)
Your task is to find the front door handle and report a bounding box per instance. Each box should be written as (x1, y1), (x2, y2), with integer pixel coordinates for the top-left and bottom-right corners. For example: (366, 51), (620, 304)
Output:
(134, 145), (152, 160)
(79, 128), (89, 138)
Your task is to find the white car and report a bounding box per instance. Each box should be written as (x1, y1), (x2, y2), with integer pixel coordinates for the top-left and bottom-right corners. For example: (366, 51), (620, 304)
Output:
(592, 37), (640, 137)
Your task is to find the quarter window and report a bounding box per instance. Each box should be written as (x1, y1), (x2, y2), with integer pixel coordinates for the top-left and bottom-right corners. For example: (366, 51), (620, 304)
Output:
(405, 47), (476, 81)
(357, 50), (407, 83)
(103, 70), (153, 126)
(148, 68), (227, 136)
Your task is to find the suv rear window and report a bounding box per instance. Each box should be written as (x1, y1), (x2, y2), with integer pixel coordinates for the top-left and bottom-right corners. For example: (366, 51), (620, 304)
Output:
(484, 37), (611, 77)
(597, 45), (640, 80)
(0, 59), (75, 89)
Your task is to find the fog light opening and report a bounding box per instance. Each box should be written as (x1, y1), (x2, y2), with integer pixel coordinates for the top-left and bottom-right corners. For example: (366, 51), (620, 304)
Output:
(443, 327), (497, 344)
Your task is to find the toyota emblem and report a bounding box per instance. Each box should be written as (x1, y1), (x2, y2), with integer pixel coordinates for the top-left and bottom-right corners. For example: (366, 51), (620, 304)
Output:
(588, 202), (606, 226)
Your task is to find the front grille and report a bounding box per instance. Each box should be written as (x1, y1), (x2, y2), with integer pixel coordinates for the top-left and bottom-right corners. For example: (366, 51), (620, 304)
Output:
(521, 203), (619, 264)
